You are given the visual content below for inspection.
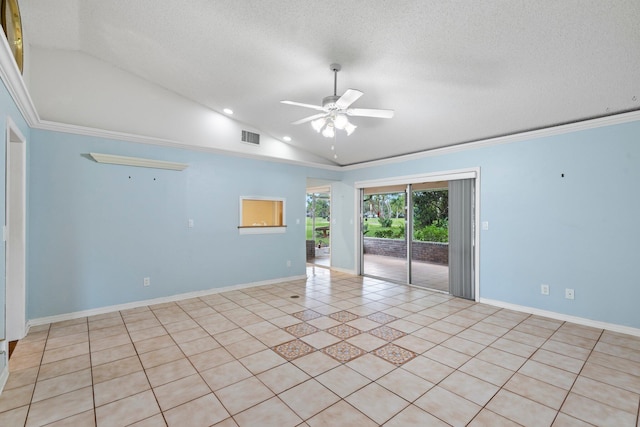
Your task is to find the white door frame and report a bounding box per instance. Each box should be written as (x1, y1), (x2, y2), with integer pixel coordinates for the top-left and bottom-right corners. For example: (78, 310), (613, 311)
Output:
(354, 167), (481, 301)
(5, 117), (26, 341)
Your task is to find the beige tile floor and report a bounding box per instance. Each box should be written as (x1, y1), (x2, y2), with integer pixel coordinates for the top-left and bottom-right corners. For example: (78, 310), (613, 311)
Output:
(1, 267), (640, 426)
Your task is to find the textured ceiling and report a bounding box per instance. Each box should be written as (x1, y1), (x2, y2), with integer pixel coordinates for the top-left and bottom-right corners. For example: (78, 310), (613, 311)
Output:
(21, 0), (640, 165)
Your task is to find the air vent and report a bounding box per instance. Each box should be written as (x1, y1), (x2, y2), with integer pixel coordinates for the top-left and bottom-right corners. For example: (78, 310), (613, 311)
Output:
(241, 130), (260, 145)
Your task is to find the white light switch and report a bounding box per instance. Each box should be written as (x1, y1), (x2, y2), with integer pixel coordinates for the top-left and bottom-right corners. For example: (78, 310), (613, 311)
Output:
(188, 219), (194, 228)
(482, 221), (489, 230)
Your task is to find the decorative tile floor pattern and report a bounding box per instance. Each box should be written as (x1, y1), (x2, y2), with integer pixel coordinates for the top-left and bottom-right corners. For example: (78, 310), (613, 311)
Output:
(2, 266), (640, 426)
(273, 340), (315, 361)
(284, 323), (318, 338)
(326, 324), (361, 340)
(329, 311), (359, 323)
(374, 344), (417, 366)
(322, 342), (364, 363)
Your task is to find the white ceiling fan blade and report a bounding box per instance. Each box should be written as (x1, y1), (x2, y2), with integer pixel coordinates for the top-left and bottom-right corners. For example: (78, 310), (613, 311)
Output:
(347, 108), (395, 119)
(281, 100), (326, 112)
(335, 89), (363, 109)
(291, 113), (327, 125)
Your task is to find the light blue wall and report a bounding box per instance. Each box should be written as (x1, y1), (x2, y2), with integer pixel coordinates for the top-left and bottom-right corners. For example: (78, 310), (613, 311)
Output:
(27, 130), (340, 318)
(340, 121), (640, 328)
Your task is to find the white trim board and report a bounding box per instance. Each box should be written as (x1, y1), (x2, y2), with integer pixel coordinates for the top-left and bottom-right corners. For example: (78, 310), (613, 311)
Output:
(481, 298), (640, 338)
(0, 365), (8, 395)
(5, 116), (27, 342)
(27, 274), (307, 329)
(354, 168), (479, 189)
(325, 266), (357, 276)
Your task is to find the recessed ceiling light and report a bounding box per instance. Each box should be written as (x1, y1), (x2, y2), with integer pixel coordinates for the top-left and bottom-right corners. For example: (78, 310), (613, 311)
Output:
(283, 136), (292, 142)
(223, 108), (233, 115)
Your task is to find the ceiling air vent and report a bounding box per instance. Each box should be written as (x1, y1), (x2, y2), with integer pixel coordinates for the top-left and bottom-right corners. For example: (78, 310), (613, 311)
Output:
(241, 130), (260, 145)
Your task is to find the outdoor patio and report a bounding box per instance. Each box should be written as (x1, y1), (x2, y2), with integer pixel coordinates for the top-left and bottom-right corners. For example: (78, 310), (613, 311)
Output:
(308, 253), (449, 293)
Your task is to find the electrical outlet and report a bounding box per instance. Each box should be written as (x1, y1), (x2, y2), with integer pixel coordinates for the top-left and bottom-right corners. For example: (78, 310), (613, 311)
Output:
(286, 260), (291, 267)
(565, 288), (575, 300)
(541, 284), (549, 295)
(188, 219), (194, 228)
(143, 277), (151, 287)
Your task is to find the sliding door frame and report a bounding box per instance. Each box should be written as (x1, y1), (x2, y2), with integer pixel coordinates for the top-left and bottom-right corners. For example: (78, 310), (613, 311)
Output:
(355, 167), (481, 301)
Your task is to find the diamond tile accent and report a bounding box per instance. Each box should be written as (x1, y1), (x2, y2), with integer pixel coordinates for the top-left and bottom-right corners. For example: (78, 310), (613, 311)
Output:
(292, 310), (323, 321)
(273, 340), (315, 361)
(326, 324), (362, 340)
(374, 344), (417, 365)
(369, 325), (405, 342)
(323, 342), (365, 363)
(367, 312), (398, 324)
(329, 311), (360, 323)
(285, 323), (319, 338)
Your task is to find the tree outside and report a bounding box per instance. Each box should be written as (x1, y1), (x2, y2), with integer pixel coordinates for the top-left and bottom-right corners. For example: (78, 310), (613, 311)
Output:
(363, 190), (448, 242)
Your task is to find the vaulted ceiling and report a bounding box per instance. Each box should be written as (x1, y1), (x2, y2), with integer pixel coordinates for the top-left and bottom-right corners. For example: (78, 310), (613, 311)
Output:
(20, 0), (640, 165)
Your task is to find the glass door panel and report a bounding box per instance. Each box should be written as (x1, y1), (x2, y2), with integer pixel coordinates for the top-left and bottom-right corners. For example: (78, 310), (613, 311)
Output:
(362, 188), (407, 283)
(409, 183), (450, 292)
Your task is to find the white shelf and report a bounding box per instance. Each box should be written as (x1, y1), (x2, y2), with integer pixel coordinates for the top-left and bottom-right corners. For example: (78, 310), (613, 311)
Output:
(89, 153), (188, 171)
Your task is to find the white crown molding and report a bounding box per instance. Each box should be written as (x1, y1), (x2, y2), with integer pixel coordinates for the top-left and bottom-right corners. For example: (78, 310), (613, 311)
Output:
(342, 109), (640, 170)
(0, 31), (39, 125)
(36, 120), (342, 171)
(89, 152), (188, 171)
(480, 298), (640, 338)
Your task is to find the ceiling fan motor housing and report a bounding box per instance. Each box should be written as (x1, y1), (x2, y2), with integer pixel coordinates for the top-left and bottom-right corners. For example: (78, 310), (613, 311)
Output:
(322, 95), (340, 111)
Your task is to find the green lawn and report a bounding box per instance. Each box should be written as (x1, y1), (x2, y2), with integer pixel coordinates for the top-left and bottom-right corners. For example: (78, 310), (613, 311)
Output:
(363, 217), (405, 237)
(306, 217), (330, 245)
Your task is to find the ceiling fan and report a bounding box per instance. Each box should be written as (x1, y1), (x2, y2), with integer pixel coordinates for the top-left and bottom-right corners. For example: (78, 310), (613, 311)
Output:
(281, 63), (394, 138)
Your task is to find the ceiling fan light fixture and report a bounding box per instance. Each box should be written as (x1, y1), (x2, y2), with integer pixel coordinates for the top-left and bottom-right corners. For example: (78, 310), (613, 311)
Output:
(322, 123), (335, 138)
(345, 122), (357, 136)
(333, 113), (349, 130)
(311, 117), (326, 132)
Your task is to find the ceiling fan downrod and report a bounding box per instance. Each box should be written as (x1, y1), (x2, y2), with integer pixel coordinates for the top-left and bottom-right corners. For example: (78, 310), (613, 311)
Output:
(330, 63), (341, 97)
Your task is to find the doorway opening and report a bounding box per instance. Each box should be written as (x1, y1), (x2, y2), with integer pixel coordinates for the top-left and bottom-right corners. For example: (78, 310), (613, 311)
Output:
(306, 190), (331, 268)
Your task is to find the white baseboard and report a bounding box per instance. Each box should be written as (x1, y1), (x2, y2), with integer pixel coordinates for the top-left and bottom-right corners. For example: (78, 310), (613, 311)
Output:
(480, 298), (640, 338)
(27, 274), (307, 331)
(328, 266), (357, 275)
(0, 364), (8, 395)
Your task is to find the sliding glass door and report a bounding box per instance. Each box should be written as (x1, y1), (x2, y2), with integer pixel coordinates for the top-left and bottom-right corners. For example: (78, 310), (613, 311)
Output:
(360, 175), (476, 299)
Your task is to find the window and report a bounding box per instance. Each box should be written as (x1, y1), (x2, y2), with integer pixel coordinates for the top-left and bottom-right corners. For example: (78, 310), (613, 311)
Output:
(239, 197), (286, 234)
